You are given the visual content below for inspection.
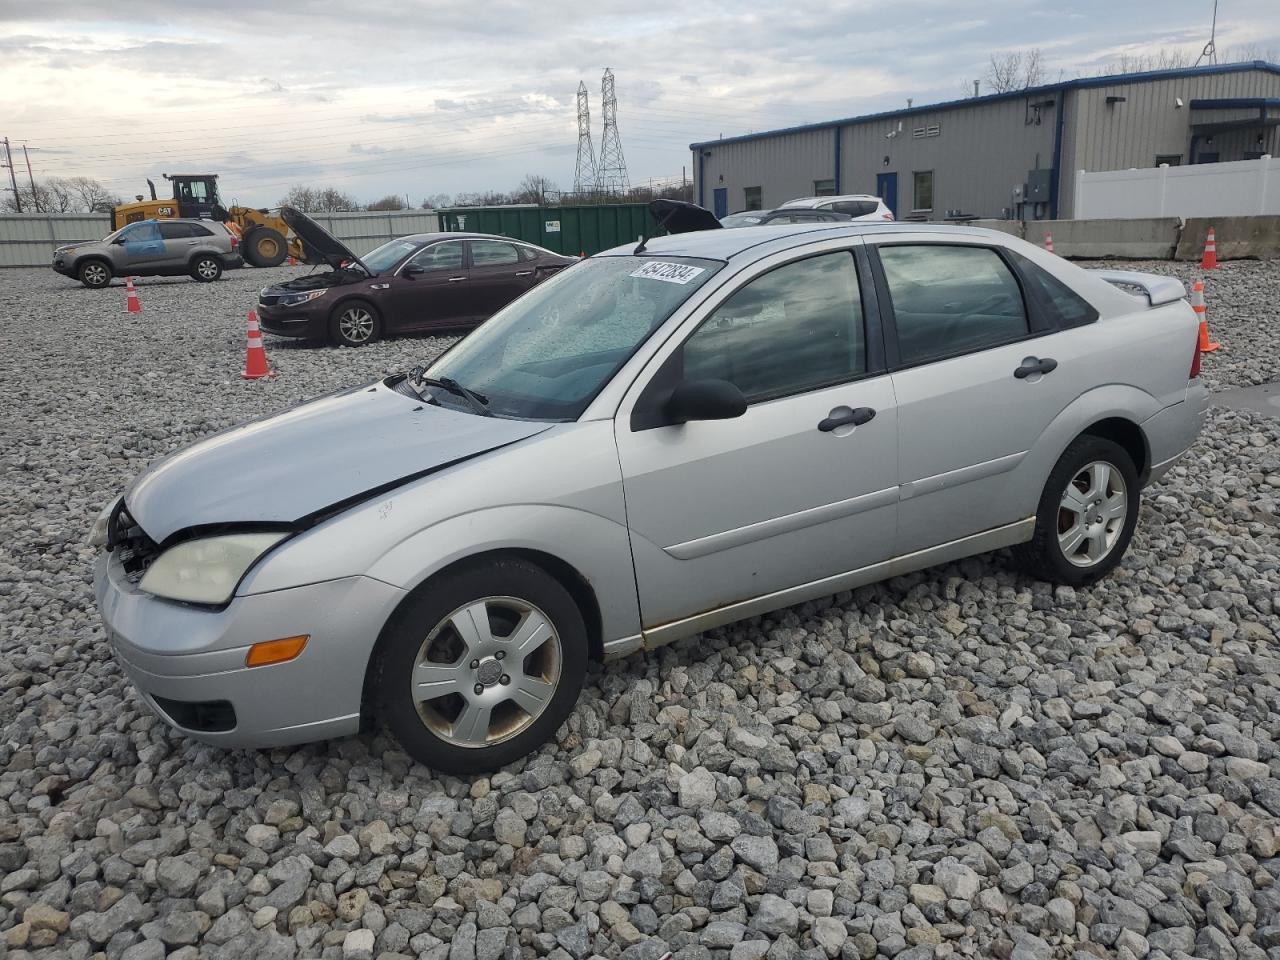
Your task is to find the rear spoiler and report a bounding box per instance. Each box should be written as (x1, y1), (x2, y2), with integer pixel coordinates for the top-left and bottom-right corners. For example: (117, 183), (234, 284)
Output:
(1089, 270), (1186, 306)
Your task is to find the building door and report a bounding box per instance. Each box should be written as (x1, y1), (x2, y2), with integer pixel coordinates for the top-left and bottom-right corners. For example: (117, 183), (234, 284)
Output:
(876, 173), (898, 218)
(713, 187), (728, 218)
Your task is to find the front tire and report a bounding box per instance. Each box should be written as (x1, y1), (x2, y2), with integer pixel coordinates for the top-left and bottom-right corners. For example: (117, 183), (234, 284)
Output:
(191, 255), (222, 282)
(1015, 435), (1139, 586)
(375, 558), (588, 774)
(78, 260), (112, 289)
(244, 227), (288, 267)
(330, 300), (381, 347)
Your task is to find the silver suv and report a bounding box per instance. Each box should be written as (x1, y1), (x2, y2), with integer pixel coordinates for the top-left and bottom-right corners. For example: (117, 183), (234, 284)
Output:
(53, 218), (242, 288)
(92, 222), (1206, 772)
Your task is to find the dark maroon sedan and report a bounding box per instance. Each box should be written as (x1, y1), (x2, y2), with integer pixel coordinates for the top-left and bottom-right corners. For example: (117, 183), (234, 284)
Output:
(257, 208), (577, 347)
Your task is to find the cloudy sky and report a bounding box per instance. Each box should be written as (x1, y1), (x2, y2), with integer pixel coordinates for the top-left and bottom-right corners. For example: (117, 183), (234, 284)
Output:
(3, 0), (1279, 208)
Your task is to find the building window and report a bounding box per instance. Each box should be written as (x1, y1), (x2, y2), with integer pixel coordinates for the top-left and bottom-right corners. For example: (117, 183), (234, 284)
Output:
(1155, 154), (1182, 166)
(814, 179), (836, 196)
(912, 171), (933, 211)
(744, 186), (763, 210)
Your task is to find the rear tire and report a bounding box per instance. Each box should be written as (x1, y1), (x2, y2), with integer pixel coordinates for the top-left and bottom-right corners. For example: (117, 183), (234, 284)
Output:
(330, 299), (381, 347)
(244, 227), (288, 267)
(1014, 435), (1139, 587)
(374, 558), (587, 773)
(78, 260), (112, 289)
(190, 255), (222, 282)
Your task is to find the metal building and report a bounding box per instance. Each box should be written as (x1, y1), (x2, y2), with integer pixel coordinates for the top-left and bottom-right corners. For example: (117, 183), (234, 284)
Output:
(690, 61), (1280, 222)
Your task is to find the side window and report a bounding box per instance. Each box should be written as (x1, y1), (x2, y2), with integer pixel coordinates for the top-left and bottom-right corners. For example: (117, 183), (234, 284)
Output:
(879, 245), (1028, 365)
(1010, 253), (1099, 329)
(189, 223), (214, 237)
(408, 240), (465, 271)
(158, 222), (192, 240)
(122, 222), (162, 244)
(470, 240), (520, 267)
(681, 252), (865, 402)
(831, 200), (878, 217)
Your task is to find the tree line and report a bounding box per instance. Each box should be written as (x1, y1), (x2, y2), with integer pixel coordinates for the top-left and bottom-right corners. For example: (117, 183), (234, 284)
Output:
(2, 176), (121, 214)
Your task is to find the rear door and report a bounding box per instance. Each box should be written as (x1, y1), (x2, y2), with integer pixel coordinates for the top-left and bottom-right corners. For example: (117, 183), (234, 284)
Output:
(158, 221), (199, 265)
(870, 236), (1094, 553)
(383, 239), (471, 330)
(466, 239), (528, 319)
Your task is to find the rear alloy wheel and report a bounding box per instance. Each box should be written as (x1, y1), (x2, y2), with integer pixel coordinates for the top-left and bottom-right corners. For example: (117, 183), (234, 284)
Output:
(376, 558), (587, 773)
(1015, 435), (1139, 586)
(78, 260), (112, 289)
(331, 300), (381, 347)
(191, 256), (222, 282)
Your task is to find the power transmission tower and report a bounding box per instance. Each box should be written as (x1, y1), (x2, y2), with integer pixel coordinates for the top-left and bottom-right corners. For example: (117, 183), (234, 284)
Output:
(596, 68), (630, 196)
(573, 82), (597, 194)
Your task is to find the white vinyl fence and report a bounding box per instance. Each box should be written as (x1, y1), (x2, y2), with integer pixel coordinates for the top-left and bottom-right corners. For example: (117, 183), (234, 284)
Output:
(0, 210), (439, 268)
(1073, 155), (1280, 220)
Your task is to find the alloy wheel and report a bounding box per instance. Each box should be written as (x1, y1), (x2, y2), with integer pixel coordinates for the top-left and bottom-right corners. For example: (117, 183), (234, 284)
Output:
(339, 307), (375, 344)
(411, 597), (562, 747)
(1057, 460), (1127, 567)
(84, 263), (108, 286)
(196, 259), (218, 280)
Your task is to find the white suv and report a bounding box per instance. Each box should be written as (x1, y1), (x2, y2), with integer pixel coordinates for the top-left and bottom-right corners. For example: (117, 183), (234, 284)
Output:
(780, 194), (894, 220)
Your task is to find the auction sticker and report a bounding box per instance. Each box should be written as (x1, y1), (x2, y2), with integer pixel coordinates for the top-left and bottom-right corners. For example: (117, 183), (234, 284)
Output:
(630, 261), (706, 284)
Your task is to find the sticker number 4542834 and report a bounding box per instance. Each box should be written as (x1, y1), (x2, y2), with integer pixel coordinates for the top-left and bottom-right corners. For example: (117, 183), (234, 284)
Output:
(629, 261), (706, 284)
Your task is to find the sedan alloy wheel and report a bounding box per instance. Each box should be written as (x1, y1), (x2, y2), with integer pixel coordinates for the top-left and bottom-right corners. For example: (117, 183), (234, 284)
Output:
(1057, 460), (1127, 567)
(336, 305), (377, 345)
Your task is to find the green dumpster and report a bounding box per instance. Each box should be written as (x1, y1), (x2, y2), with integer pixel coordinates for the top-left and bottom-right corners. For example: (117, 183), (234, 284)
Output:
(435, 203), (661, 256)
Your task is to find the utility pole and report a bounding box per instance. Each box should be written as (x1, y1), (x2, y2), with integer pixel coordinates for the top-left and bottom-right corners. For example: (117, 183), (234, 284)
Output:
(22, 144), (41, 213)
(2, 137), (21, 212)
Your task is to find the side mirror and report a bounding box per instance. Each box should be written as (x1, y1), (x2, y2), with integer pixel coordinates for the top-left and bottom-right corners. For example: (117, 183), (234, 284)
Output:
(665, 379), (747, 425)
(403, 265), (425, 278)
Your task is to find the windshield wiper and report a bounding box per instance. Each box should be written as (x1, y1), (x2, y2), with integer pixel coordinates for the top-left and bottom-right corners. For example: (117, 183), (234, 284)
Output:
(408, 368), (491, 417)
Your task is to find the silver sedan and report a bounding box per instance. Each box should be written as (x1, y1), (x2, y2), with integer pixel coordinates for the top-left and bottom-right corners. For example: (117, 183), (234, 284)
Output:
(93, 222), (1208, 772)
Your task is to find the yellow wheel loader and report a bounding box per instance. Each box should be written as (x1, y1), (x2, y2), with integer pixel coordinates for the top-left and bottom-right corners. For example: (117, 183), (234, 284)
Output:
(112, 174), (309, 267)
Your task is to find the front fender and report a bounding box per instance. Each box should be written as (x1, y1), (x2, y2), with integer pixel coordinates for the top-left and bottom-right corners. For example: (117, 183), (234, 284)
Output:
(1011, 382), (1163, 516)
(365, 504), (642, 648)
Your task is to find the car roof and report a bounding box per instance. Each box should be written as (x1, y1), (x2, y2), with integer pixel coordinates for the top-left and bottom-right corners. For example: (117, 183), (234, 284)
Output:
(782, 195), (882, 208)
(597, 221), (1017, 261)
(396, 232), (557, 246)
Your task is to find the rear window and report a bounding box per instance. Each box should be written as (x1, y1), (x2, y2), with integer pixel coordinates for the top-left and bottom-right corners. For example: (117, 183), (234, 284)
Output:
(1011, 253), (1099, 328)
(830, 200), (879, 217)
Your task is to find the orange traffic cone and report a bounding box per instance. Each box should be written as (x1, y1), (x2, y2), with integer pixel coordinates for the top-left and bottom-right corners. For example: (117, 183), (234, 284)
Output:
(125, 277), (141, 314)
(1044, 232), (1054, 253)
(1200, 227), (1218, 269)
(242, 310), (273, 379)
(1191, 280), (1221, 353)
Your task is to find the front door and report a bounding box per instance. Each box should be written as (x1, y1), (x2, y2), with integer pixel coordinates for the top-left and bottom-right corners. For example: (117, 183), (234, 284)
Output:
(383, 239), (471, 330)
(876, 173), (898, 218)
(713, 187), (728, 218)
(615, 248), (899, 632)
(466, 239), (533, 320)
(116, 222), (167, 269)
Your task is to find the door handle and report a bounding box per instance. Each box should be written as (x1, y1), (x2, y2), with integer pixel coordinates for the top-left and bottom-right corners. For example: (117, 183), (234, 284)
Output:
(1014, 356), (1058, 379)
(818, 407), (876, 432)
(447, 276), (466, 282)
(515, 270), (533, 277)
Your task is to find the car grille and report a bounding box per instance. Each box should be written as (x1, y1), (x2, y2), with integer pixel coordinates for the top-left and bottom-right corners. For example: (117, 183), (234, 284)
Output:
(109, 503), (162, 585)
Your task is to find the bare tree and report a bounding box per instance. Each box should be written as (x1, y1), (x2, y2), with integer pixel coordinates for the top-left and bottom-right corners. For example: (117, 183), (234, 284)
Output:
(2, 176), (117, 213)
(1102, 47), (1193, 75)
(420, 193), (451, 210)
(64, 177), (120, 213)
(279, 185), (360, 212)
(513, 174), (558, 205)
(983, 48), (1046, 93)
(367, 195), (406, 211)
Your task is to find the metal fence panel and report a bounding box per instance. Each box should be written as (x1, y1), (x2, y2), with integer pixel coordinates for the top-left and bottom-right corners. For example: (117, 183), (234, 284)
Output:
(0, 210), (440, 267)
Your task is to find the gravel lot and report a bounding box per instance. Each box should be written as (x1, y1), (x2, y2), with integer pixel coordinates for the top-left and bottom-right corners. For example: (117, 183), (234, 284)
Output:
(1, 259), (1278, 960)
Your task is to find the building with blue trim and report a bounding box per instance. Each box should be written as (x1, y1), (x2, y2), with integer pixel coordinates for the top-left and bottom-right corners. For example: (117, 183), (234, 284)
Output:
(689, 61), (1280, 222)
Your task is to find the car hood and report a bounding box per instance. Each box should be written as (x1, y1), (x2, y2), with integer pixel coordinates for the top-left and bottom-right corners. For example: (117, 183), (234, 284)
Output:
(279, 206), (368, 272)
(124, 379), (552, 543)
(651, 199), (723, 235)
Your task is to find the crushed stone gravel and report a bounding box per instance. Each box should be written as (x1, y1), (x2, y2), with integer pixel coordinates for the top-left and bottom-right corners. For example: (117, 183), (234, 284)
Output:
(0, 259), (1277, 960)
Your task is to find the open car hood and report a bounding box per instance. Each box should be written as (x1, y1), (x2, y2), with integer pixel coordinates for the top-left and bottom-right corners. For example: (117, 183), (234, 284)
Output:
(124, 379), (551, 543)
(650, 199), (723, 235)
(279, 206), (368, 272)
